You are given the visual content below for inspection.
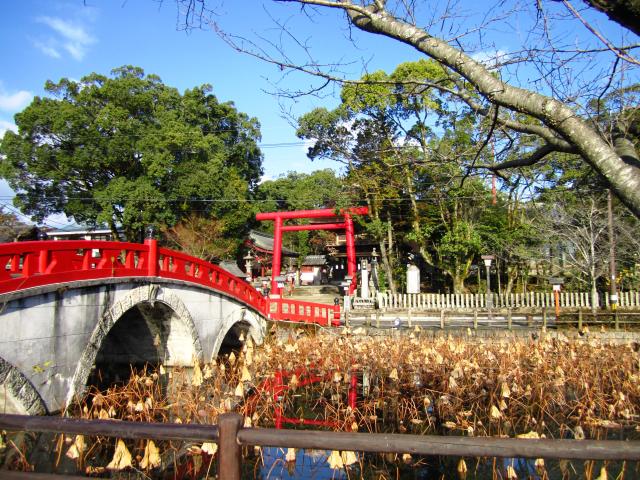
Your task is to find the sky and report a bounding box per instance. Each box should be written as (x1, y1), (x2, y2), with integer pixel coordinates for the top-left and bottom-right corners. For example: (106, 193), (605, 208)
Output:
(0, 0), (635, 228)
(0, 0), (428, 227)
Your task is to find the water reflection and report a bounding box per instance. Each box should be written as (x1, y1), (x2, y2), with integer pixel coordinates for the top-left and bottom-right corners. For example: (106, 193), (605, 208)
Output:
(260, 447), (350, 479)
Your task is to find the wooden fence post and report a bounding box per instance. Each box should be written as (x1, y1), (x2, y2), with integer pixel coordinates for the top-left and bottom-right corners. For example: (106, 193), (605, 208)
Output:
(578, 309), (583, 331)
(473, 310), (478, 330)
(218, 413), (242, 480)
(440, 310), (445, 329)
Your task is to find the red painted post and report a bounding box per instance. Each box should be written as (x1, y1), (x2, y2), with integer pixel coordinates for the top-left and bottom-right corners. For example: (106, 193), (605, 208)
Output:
(332, 303), (341, 327)
(38, 248), (48, 274)
(348, 371), (357, 409)
(21, 253), (33, 277)
(145, 238), (158, 277)
(271, 216), (283, 295)
(345, 213), (357, 295)
(274, 370), (284, 429)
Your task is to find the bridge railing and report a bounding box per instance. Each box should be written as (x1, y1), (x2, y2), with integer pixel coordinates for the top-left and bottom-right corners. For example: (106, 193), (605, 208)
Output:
(156, 246), (266, 313)
(0, 240), (150, 292)
(0, 240), (267, 314)
(266, 297), (340, 327)
(0, 240), (347, 324)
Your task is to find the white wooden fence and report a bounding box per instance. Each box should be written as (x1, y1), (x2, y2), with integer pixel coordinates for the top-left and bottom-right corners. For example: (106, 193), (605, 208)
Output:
(376, 291), (640, 310)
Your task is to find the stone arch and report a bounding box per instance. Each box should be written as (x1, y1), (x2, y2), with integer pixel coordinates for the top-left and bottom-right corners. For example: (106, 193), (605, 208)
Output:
(210, 307), (266, 360)
(0, 357), (46, 415)
(66, 284), (203, 406)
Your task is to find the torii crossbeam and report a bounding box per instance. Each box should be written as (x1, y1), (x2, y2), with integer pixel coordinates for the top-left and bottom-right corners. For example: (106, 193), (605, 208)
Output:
(256, 207), (369, 295)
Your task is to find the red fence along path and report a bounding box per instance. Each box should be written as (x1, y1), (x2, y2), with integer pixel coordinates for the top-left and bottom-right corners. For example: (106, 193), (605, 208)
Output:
(0, 239), (335, 327)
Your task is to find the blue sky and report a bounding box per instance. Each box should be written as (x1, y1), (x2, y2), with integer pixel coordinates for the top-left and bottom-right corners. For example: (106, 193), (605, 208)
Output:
(0, 2), (421, 170)
(0, 1), (635, 227)
(0, 1), (427, 227)
(0, 2), (341, 224)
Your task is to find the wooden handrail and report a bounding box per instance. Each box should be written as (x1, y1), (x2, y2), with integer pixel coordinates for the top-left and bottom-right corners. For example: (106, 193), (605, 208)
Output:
(0, 413), (638, 479)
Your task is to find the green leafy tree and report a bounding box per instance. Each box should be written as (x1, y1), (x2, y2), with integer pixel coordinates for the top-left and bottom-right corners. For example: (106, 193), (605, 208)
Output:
(298, 60), (495, 292)
(0, 66), (262, 242)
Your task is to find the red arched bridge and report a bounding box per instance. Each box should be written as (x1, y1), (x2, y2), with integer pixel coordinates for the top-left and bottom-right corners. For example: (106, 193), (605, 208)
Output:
(0, 238), (338, 415)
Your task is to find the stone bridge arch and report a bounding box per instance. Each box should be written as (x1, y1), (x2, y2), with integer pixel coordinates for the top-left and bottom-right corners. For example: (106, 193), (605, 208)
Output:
(0, 279), (268, 413)
(67, 284), (204, 406)
(0, 357), (47, 415)
(213, 308), (266, 359)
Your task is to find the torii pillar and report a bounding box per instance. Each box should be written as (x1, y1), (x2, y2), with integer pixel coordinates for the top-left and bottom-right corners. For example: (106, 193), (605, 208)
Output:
(256, 207), (368, 295)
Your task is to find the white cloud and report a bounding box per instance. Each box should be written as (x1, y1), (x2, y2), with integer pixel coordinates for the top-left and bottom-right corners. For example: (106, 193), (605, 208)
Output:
(0, 89), (32, 112)
(471, 49), (509, 68)
(258, 174), (274, 184)
(0, 119), (17, 139)
(301, 138), (316, 154)
(35, 16), (96, 61)
(33, 40), (61, 59)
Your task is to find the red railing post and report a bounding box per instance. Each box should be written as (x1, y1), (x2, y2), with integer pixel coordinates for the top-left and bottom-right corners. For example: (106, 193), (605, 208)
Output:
(38, 248), (48, 274)
(145, 237), (158, 277)
(332, 303), (341, 327)
(21, 254), (34, 277)
(348, 370), (358, 409)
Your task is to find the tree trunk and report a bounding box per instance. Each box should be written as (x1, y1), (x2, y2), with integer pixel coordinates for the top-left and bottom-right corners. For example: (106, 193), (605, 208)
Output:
(368, 201), (397, 294)
(108, 220), (121, 242)
(504, 264), (518, 296)
(582, 0), (640, 37)
(379, 238), (396, 294)
(451, 272), (466, 294)
(590, 281), (599, 313)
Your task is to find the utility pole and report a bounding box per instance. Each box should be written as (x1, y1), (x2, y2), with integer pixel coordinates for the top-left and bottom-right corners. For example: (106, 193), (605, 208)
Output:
(608, 190), (618, 311)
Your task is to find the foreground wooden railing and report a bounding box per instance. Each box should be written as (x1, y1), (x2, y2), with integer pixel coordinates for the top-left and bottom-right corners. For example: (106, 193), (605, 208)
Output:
(0, 413), (638, 479)
(377, 291), (640, 310)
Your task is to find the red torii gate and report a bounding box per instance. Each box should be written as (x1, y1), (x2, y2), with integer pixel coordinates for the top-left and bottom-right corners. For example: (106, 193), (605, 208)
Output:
(255, 207), (369, 295)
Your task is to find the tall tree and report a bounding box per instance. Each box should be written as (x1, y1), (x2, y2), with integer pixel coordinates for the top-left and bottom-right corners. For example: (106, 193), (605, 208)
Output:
(298, 61), (496, 292)
(0, 66), (262, 242)
(540, 195), (610, 307)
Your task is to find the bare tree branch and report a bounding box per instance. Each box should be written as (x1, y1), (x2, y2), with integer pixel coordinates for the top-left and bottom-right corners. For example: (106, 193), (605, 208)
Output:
(490, 142), (577, 171)
(562, 0), (640, 66)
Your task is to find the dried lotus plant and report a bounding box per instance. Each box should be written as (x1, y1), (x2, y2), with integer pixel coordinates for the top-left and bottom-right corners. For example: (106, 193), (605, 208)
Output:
(57, 329), (639, 478)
